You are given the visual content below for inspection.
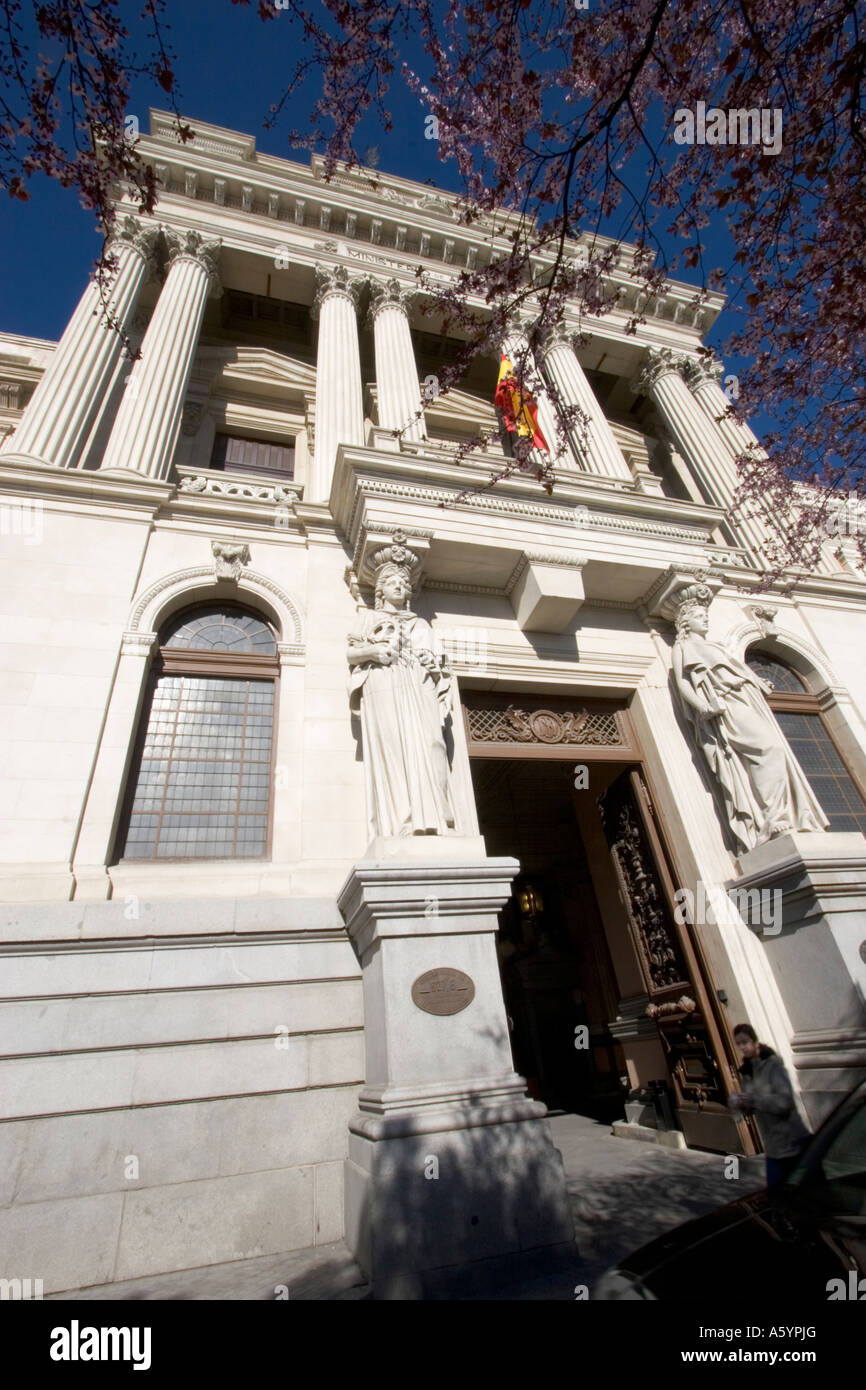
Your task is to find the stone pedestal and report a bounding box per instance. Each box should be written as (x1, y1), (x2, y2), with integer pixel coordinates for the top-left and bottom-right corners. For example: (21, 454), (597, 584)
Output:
(337, 844), (575, 1297)
(734, 831), (866, 1126)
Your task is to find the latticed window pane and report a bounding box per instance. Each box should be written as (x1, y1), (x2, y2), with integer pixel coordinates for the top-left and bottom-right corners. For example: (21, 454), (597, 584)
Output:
(162, 606), (277, 654)
(122, 675), (274, 858)
(746, 651), (807, 693)
(774, 711), (866, 833)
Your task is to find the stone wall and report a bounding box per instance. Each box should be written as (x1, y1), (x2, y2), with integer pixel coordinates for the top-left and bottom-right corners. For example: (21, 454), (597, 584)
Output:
(0, 898), (362, 1292)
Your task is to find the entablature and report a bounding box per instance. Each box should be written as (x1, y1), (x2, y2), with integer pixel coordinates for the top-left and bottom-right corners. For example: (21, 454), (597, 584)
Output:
(327, 442), (742, 626)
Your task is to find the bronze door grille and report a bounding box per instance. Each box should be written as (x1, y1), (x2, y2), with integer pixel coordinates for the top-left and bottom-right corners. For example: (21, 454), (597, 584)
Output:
(463, 693), (638, 761)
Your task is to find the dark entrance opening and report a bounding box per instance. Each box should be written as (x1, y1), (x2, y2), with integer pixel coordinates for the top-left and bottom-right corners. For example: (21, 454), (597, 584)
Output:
(471, 757), (626, 1121)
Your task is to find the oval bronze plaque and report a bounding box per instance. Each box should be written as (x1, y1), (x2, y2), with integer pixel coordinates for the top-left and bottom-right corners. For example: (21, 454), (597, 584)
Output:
(860, 940), (866, 965)
(411, 968), (475, 1016)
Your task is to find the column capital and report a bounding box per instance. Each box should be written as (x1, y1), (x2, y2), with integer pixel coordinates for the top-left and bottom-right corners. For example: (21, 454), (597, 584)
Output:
(631, 346), (688, 396)
(536, 324), (577, 362)
(164, 230), (221, 293)
(501, 308), (535, 343)
(367, 277), (417, 327)
(681, 352), (724, 392)
(106, 215), (161, 276)
(311, 264), (365, 320)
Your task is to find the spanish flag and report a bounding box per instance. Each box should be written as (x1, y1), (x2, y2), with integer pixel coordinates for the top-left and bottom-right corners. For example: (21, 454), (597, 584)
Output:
(494, 354), (550, 452)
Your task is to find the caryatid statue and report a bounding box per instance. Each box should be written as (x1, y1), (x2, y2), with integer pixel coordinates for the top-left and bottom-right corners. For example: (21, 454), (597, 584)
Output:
(671, 584), (828, 853)
(347, 533), (457, 838)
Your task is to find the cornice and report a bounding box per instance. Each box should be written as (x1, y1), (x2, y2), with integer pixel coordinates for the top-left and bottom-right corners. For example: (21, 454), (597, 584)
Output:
(343, 473), (716, 551)
(0, 457), (173, 511)
(149, 108), (257, 163)
(130, 114), (717, 337)
(453, 647), (657, 689)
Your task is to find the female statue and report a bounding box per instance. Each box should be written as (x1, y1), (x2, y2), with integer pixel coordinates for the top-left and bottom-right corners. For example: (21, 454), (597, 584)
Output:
(671, 586), (828, 853)
(347, 537), (456, 838)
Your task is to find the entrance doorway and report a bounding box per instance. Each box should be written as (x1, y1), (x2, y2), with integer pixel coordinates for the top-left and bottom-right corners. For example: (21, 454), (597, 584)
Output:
(463, 690), (755, 1154)
(471, 758), (625, 1121)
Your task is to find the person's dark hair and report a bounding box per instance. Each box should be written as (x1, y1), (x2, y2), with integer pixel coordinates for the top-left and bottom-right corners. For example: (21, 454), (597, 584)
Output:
(733, 1023), (757, 1042)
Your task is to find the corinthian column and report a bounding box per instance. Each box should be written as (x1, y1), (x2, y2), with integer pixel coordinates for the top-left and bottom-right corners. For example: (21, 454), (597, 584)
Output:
(1, 216), (159, 469)
(368, 280), (426, 442)
(309, 266), (365, 503)
(680, 355), (828, 569)
(538, 330), (631, 479)
(635, 348), (771, 559)
(99, 231), (220, 480)
(681, 355), (767, 462)
(633, 347), (744, 506)
(501, 323), (575, 471)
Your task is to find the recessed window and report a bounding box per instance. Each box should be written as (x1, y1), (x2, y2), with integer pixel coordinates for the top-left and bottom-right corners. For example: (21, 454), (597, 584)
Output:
(117, 605), (279, 861)
(210, 432), (294, 479)
(744, 653), (807, 695)
(746, 648), (866, 833)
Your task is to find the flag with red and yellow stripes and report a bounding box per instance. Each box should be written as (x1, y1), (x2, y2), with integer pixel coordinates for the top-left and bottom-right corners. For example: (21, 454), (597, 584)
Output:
(494, 353), (549, 452)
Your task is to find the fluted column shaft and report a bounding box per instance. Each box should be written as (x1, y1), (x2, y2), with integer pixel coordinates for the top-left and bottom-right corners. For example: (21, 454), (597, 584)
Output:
(1, 218), (157, 468)
(99, 232), (219, 480)
(370, 283), (426, 443)
(685, 361), (765, 462)
(684, 359), (833, 571)
(635, 351), (758, 554)
(310, 268), (365, 502)
(501, 328), (575, 470)
(640, 352), (772, 559)
(540, 334), (631, 479)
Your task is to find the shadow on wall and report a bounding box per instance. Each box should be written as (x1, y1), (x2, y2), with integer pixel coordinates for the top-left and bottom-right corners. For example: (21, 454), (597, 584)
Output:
(346, 1106), (579, 1299)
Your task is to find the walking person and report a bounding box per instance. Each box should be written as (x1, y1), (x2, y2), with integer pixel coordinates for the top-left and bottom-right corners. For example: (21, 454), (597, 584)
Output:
(729, 1024), (811, 1186)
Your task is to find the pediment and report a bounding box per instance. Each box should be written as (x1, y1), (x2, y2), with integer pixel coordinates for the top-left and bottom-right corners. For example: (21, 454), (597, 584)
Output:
(425, 386), (498, 429)
(191, 345), (316, 401)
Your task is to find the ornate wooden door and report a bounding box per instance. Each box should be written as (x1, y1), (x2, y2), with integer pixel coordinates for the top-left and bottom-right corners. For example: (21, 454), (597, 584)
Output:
(600, 769), (757, 1154)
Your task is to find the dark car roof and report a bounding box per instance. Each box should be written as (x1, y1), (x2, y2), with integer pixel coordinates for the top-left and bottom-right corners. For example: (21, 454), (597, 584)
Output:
(607, 1080), (866, 1300)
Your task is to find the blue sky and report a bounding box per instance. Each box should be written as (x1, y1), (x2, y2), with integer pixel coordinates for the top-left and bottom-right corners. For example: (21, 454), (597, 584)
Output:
(1, 2), (754, 388)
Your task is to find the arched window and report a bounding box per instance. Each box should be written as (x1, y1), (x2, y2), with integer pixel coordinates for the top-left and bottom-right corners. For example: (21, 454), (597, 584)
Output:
(117, 604), (279, 860)
(746, 648), (866, 834)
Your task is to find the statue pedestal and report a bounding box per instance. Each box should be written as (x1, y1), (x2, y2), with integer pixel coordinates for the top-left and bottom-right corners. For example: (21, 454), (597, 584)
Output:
(337, 844), (576, 1297)
(734, 831), (866, 1125)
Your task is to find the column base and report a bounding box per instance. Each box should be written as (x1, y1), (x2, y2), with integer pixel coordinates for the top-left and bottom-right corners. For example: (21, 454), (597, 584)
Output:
(71, 866), (113, 901)
(345, 1098), (575, 1296)
(0, 863), (75, 903)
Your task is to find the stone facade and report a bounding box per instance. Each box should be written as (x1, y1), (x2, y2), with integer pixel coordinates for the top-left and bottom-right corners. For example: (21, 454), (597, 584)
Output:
(1, 110), (865, 1293)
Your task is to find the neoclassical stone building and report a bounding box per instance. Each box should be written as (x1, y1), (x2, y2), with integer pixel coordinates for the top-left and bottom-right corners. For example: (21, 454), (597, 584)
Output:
(1, 110), (865, 1295)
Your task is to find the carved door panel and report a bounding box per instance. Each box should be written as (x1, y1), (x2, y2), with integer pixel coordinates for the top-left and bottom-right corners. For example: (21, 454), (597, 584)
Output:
(600, 769), (755, 1154)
